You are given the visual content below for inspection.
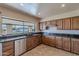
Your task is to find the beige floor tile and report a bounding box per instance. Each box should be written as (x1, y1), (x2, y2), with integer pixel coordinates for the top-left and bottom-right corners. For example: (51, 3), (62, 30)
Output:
(22, 44), (78, 56)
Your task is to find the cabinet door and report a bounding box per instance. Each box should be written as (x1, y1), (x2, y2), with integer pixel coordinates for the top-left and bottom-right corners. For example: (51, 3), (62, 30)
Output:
(26, 35), (41, 51)
(15, 39), (26, 56)
(71, 38), (79, 54)
(42, 36), (49, 45)
(51, 20), (56, 27)
(20, 39), (26, 54)
(26, 37), (33, 51)
(62, 37), (71, 51)
(56, 19), (63, 30)
(71, 17), (79, 30)
(47, 36), (56, 47)
(63, 18), (71, 30)
(15, 40), (20, 56)
(42, 36), (56, 47)
(2, 41), (14, 56)
(56, 37), (62, 49)
(31, 36), (37, 48)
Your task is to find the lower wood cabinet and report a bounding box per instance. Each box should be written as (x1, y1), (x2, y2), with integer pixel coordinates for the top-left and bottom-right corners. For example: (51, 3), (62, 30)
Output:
(26, 35), (41, 51)
(56, 37), (62, 49)
(71, 38), (79, 54)
(42, 36), (56, 47)
(62, 37), (71, 51)
(2, 41), (14, 56)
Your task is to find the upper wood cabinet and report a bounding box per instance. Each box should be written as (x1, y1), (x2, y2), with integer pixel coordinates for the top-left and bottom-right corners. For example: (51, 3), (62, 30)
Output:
(56, 19), (63, 30)
(50, 20), (56, 27)
(71, 16), (79, 30)
(56, 36), (63, 49)
(62, 37), (71, 51)
(71, 38), (79, 54)
(63, 18), (71, 30)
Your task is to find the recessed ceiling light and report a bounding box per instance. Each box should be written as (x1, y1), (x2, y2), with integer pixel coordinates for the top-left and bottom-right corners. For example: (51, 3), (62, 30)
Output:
(20, 3), (24, 6)
(61, 4), (66, 7)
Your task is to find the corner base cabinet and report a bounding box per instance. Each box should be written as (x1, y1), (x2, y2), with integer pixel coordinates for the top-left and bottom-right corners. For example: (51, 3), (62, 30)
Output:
(26, 34), (41, 51)
(42, 36), (56, 47)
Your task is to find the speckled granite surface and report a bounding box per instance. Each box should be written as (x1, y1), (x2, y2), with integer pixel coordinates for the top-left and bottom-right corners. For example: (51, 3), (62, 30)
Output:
(22, 44), (78, 56)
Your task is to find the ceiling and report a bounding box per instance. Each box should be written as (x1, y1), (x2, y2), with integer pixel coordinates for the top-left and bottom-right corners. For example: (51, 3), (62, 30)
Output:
(1, 3), (79, 18)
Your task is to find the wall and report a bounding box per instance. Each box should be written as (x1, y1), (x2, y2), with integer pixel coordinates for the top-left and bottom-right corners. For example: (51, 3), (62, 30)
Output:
(41, 9), (79, 35)
(0, 6), (40, 32)
(41, 9), (79, 22)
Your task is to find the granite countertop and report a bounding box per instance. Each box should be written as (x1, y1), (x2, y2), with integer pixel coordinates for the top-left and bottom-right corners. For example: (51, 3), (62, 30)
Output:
(1, 31), (79, 43)
(43, 32), (79, 39)
(0, 32), (42, 43)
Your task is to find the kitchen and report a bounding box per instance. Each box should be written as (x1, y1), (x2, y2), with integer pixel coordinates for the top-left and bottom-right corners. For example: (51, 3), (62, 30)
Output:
(0, 3), (79, 56)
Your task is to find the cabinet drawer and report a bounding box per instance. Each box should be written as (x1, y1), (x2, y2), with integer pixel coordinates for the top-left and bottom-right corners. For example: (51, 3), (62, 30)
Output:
(3, 49), (14, 56)
(2, 41), (14, 47)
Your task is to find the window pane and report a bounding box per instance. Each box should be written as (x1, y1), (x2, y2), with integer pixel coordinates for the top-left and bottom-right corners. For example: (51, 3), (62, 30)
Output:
(1, 17), (35, 35)
(2, 24), (7, 35)
(12, 25), (24, 34)
(24, 26), (29, 33)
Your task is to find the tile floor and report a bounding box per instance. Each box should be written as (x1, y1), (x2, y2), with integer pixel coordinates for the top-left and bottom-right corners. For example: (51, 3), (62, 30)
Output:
(22, 44), (78, 56)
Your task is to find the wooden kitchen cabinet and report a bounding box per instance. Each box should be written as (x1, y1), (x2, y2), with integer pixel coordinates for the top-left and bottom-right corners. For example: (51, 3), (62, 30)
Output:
(56, 19), (63, 30)
(42, 36), (56, 47)
(71, 16), (79, 30)
(42, 36), (49, 45)
(62, 37), (71, 51)
(26, 35), (41, 51)
(2, 41), (14, 56)
(63, 18), (71, 30)
(26, 37), (33, 51)
(50, 20), (56, 27)
(71, 38), (79, 54)
(56, 36), (62, 49)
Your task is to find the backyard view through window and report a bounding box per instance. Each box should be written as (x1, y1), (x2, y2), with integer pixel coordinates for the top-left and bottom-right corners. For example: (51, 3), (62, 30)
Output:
(1, 17), (35, 35)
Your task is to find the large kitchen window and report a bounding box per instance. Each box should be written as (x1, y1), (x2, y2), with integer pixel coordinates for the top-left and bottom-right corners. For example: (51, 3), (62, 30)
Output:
(12, 25), (24, 34)
(1, 17), (35, 35)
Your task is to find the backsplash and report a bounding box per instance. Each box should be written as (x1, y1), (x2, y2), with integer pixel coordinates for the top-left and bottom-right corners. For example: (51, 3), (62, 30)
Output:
(43, 27), (79, 35)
